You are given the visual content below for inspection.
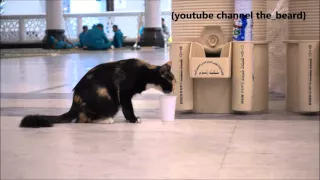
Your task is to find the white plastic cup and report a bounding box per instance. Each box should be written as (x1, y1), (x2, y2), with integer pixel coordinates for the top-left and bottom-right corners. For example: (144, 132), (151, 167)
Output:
(159, 95), (177, 121)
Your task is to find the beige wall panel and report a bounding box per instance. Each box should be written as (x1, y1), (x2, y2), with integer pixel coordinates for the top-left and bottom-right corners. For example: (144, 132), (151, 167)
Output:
(172, 0), (234, 41)
(288, 0), (320, 40)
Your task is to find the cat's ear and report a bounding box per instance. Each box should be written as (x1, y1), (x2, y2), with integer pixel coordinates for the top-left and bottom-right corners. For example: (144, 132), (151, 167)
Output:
(159, 61), (172, 74)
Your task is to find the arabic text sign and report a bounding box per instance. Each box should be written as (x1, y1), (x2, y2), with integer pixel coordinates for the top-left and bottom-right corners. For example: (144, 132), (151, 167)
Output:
(307, 44), (312, 106)
(194, 61), (224, 77)
(240, 44), (245, 104)
(179, 46), (183, 105)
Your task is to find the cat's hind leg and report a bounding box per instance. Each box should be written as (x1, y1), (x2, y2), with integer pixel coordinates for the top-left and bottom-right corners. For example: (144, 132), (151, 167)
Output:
(76, 112), (92, 123)
(88, 87), (120, 124)
(75, 102), (100, 123)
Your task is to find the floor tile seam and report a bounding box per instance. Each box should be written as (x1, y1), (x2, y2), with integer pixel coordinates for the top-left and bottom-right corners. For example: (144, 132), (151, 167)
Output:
(215, 151), (320, 155)
(26, 84), (71, 93)
(218, 121), (239, 170)
(216, 167), (320, 171)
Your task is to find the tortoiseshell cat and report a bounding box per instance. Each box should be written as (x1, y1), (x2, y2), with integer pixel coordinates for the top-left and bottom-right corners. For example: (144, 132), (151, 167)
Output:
(20, 58), (175, 128)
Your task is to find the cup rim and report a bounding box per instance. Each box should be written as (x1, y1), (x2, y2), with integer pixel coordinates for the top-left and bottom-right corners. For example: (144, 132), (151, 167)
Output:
(161, 94), (177, 97)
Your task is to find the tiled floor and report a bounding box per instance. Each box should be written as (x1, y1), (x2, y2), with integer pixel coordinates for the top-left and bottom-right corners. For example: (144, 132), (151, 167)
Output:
(1, 49), (319, 179)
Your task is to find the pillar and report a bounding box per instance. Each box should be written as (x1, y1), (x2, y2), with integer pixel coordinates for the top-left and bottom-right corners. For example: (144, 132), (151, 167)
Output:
(139, 0), (164, 47)
(42, 0), (65, 49)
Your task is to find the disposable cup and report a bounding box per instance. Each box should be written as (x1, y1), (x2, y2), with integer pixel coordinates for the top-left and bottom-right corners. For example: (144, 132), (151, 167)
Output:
(159, 95), (177, 121)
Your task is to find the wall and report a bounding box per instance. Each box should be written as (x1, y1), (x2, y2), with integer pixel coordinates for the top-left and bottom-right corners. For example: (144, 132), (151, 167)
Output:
(288, 0), (319, 40)
(114, 0), (144, 11)
(114, 0), (171, 12)
(2, 0), (104, 14)
(2, 0), (45, 15)
(267, 0), (288, 94)
(2, 0), (171, 15)
(70, 0), (104, 13)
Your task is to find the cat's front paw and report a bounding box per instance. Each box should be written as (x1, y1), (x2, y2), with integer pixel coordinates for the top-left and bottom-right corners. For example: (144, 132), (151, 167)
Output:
(135, 117), (141, 123)
(129, 117), (141, 123)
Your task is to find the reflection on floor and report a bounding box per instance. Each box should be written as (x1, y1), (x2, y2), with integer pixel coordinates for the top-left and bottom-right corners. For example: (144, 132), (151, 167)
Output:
(1, 49), (319, 179)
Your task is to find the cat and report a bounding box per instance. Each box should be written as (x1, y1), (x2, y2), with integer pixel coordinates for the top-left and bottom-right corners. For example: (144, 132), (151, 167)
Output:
(19, 58), (175, 128)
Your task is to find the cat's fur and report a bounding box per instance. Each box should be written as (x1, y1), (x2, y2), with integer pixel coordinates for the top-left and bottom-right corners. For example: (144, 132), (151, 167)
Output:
(19, 58), (175, 128)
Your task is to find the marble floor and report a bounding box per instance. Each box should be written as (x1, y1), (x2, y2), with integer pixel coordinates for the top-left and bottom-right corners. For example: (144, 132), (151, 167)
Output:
(1, 49), (319, 179)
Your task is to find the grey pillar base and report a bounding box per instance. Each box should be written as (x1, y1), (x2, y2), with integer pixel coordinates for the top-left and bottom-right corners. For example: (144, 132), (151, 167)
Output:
(42, 29), (66, 49)
(139, 27), (164, 48)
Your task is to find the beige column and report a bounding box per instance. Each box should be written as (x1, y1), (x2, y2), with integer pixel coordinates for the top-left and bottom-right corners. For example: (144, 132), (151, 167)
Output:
(171, 42), (193, 111)
(286, 0), (320, 113)
(252, 0), (267, 41)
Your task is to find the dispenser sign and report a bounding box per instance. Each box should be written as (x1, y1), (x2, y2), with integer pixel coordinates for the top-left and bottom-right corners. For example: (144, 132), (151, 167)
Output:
(194, 61), (224, 76)
(179, 46), (183, 105)
(240, 44), (245, 104)
(308, 44), (312, 106)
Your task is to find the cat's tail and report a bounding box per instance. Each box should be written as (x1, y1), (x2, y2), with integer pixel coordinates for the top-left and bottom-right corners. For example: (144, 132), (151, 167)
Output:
(19, 109), (77, 128)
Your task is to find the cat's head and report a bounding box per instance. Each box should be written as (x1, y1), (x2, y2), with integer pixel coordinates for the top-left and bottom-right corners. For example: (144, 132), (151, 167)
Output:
(147, 61), (175, 94)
